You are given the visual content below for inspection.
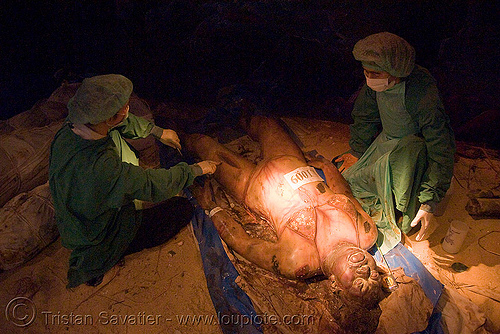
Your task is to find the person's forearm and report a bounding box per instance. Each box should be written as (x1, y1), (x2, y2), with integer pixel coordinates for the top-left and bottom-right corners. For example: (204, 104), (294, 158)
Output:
(119, 113), (156, 139)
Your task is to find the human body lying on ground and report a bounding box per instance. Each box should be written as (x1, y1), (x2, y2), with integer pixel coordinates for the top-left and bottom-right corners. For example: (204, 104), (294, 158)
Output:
(49, 74), (219, 288)
(335, 32), (456, 251)
(186, 115), (386, 303)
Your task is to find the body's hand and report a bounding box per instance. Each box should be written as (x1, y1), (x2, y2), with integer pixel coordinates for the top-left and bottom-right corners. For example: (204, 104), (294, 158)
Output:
(159, 129), (181, 150)
(191, 180), (217, 209)
(305, 151), (353, 198)
(410, 209), (435, 241)
(335, 153), (358, 172)
(304, 151), (330, 170)
(195, 160), (220, 175)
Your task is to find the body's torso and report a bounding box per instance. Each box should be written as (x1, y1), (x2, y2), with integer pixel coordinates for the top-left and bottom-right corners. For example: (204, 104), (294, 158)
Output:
(244, 156), (377, 260)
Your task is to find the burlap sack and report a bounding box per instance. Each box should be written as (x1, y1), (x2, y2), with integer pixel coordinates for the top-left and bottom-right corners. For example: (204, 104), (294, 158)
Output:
(47, 82), (80, 105)
(0, 182), (57, 270)
(0, 99), (67, 134)
(0, 121), (63, 207)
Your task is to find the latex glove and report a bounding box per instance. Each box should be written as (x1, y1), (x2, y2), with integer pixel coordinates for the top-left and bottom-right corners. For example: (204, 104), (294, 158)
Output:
(410, 209), (434, 241)
(195, 160), (220, 175)
(159, 129), (181, 150)
(335, 153), (358, 172)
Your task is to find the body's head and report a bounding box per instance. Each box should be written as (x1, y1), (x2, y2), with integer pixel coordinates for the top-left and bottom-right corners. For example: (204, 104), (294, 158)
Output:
(67, 74), (132, 133)
(353, 32), (415, 92)
(322, 242), (384, 304)
(312, 194), (382, 302)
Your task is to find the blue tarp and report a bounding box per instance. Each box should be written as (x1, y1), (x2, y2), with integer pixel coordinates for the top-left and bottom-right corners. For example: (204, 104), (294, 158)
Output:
(371, 243), (443, 307)
(186, 188), (262, 334)
(371, 244), (444, 334)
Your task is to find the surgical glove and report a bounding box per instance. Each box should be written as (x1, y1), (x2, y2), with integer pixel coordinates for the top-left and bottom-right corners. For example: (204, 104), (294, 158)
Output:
(335, 153), (358, 172)
(410, 209), (434, 241)
(195, 160), (220, 175)
(159, 129), (181, 150)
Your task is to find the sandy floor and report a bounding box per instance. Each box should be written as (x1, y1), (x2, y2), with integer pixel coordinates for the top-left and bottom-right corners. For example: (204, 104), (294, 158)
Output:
(0, 118), (499, 334)
(0, 224), (223, 334)
(406, 149), (500, 333)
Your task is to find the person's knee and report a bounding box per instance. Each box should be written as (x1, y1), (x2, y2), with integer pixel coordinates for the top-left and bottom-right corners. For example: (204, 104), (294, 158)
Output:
(400, 135), (425, 151)
(389, 135), (427, 169)
(169, 196), (194, 223)
(132, 197), (194, 252)
(393, 135), (426, 158)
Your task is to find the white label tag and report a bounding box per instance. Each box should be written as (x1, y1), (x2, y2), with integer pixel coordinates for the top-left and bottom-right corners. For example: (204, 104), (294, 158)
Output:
(284, 166), (323, 190)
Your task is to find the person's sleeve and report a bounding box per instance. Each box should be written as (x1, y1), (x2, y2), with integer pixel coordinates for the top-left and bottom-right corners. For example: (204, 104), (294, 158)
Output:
(409, 77), (456, 209)
(116, 113), (164, 140)
(95, 152), (199, 207)
(349, 85), (381, 157)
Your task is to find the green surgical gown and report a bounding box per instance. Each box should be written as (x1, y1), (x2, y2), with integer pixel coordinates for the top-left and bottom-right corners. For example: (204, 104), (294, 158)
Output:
(49, 114), (197, 287)
(344, 65), (455, 253)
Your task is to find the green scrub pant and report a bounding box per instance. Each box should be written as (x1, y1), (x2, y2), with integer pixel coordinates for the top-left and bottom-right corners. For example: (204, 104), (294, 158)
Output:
(124, 196), (194, 255)
(343, 134), (427, 253)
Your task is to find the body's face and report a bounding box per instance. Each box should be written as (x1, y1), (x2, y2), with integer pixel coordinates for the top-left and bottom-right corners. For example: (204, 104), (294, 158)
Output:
(339, 247), (380, 296)
(326, 245), (381, 298)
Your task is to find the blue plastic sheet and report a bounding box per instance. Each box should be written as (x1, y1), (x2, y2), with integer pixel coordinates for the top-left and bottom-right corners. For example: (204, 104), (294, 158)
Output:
(186, 188), (262, 334)
(371, 243), (443, 307)
(371, 243), (444, 333)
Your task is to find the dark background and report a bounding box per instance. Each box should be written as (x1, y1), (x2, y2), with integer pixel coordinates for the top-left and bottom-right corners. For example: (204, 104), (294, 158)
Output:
(1, 0), (498, 147)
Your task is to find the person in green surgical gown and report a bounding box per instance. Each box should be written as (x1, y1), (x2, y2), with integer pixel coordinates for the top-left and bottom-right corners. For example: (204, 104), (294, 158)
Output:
(335, 32), (455, 253)
(49, 74), (219, 288)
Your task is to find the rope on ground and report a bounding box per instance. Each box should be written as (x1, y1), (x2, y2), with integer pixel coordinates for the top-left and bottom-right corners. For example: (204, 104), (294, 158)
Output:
(477, 231), (500, 257)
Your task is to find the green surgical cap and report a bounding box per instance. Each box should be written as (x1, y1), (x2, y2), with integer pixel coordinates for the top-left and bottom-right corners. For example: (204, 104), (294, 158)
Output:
(353, 32), (415, 77)
(67, 74), (133, 124)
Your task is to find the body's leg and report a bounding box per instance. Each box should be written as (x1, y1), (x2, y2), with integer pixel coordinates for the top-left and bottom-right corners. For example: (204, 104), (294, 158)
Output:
(184, 134), (255, 202)
(241, 116), (305, 161)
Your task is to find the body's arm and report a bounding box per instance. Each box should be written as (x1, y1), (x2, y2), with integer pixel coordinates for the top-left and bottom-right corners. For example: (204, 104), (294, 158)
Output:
(210, 208), (285, 275)
(306, 154), (371, 225)
(211, 209), (320, 279)
(308, 155), (352, 197)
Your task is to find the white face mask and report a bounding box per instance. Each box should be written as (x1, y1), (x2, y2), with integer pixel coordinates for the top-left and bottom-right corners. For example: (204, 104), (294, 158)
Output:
(365, 77), (396, 92)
